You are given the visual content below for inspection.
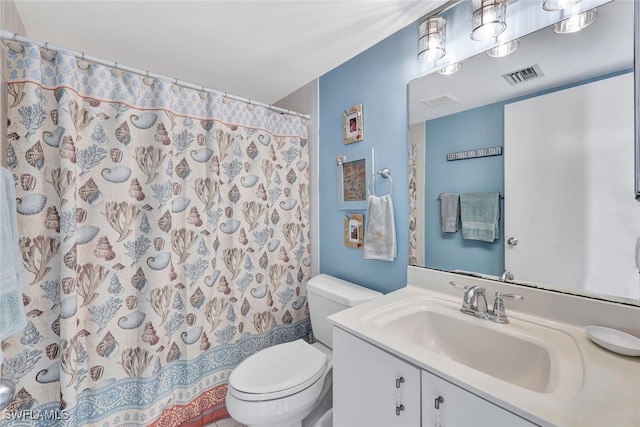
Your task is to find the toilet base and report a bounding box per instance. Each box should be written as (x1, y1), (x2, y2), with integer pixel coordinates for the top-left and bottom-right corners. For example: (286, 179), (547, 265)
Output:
(301, 384), (332, 427)
(248, 421), (301, 427)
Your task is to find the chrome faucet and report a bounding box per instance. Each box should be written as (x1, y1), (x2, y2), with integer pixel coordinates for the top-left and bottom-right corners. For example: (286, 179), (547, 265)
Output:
(488, 292), (524, 324)
(461, 286), (489, 319)
(450, 282), (523, 323)
(450, 282), (489, 319)
(498, 270), (514, 282)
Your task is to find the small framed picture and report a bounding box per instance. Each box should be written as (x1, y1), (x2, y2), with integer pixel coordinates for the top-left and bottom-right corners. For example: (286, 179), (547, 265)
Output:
(344, 213), (364, 249)
(337, 148), (374, 210)
(343, 104), (364, 144)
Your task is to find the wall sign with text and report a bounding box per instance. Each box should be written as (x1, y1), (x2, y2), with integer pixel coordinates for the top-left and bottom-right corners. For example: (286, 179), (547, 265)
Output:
(447, 146), (503, 161)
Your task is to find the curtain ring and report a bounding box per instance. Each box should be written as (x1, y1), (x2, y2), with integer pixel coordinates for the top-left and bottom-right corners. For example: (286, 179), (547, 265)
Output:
(111, 61), (121, 78)
(40, 41), (56, 61)
(111, 61), (123, 78)
(9, 33), (24, 53)
(77, 52), (89, 69)
(143, 71), (153, 86)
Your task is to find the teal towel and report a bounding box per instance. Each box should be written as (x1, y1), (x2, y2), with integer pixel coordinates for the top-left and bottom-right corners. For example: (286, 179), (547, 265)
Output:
(0, 290), (26, 341)
(439, 193), (460, 233)
(460, 191), (500, 242)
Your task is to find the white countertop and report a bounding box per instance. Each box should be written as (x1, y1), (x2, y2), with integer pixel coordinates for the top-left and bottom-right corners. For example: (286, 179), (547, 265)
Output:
(329, 274), (640, 427)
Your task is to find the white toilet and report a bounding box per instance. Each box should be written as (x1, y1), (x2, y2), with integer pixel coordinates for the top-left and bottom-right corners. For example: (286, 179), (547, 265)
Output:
(225, 274), (381, 427)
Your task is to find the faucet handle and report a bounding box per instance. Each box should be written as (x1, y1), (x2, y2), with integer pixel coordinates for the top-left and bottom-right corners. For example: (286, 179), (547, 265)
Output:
(449, 281), (470, 291)
(496, 292), (523, 301)
(490, 292), (523, 324)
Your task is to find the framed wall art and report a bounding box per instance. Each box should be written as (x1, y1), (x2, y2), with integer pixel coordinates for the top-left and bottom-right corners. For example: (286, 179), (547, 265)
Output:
(344, 213), (364, 249)
(343, 104), (364, 144)
(337, 148), (374, 210)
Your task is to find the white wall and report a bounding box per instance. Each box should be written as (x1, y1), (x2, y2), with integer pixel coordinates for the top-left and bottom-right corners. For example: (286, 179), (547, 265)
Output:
(276, 79), (319, 276)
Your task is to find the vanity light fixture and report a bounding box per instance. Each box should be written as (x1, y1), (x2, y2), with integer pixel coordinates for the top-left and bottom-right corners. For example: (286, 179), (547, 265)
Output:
(437, 62), (463, 75)
(418, 16), (447, 62)
(470, 0), (508, 41)
(553, 9), (597, 34)
(542, 0), (581, 11)
(486, 39), (520, 57)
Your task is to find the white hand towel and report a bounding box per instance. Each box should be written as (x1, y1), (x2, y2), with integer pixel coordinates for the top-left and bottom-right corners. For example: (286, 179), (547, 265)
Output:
(0, 168), (28, 363)
(363, 194), (396, 261)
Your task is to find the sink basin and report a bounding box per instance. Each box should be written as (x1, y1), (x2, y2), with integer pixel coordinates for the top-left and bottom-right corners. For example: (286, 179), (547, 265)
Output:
(363, 297), (583, 398)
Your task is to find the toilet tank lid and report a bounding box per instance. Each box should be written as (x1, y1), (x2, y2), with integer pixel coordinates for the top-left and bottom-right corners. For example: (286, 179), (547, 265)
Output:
(307, 274), (382, 307)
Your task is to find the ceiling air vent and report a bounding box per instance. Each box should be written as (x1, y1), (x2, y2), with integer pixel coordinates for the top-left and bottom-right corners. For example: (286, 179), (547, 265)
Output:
(422, 94), (458, 108)
(502, 64), (545, 86)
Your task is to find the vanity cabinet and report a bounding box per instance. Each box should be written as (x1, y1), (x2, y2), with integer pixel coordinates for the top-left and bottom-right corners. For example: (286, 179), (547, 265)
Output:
(333, 327), (421, 426)
(421, 370), (537, 427)
(333, 326), (537, 427)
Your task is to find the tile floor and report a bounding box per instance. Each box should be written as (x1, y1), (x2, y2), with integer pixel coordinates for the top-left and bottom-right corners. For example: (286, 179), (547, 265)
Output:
(207, 417), (245, 427)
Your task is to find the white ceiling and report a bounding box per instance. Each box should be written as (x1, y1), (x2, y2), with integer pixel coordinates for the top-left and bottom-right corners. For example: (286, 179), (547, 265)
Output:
(12, 0), (449, 104)
(409, 0), (634, 123)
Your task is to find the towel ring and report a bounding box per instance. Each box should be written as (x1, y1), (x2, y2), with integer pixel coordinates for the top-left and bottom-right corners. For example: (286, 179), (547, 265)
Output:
(367, 169), (393, 197)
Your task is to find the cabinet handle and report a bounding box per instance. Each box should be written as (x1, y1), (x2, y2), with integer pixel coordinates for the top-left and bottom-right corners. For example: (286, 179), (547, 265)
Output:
(396, 404), (405, 416)
(395, 376), (405, 388)
(435, 396), (444, 409)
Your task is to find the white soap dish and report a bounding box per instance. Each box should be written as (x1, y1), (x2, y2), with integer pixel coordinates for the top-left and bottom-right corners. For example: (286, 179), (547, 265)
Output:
(585, 326), (640, 357)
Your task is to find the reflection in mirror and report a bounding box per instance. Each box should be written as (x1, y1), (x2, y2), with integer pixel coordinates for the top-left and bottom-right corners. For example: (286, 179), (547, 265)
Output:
(408, 0), (640, 304)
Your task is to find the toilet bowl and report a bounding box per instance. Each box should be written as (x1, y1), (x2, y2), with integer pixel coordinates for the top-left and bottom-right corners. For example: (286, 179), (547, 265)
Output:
(225, 274), (381, 427)
(226, 340), (332, 427)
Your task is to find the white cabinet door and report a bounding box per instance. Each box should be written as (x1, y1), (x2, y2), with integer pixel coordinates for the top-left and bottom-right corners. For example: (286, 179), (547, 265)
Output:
(333, 327), (421, 427)
(422, 370), (537, 427)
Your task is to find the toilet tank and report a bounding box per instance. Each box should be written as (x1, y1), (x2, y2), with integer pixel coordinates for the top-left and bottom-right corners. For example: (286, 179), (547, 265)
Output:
(307, 274), (382, 349)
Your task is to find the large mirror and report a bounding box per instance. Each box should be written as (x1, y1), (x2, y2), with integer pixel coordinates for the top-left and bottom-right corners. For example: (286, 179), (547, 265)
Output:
(409, 0), (640, 305)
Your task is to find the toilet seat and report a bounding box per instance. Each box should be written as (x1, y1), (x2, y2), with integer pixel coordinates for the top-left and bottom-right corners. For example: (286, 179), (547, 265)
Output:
(228, 339), (328, 401)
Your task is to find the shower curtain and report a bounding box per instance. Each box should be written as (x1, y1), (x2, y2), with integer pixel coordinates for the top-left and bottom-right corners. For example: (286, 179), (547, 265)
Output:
(2, 42), (311, 426)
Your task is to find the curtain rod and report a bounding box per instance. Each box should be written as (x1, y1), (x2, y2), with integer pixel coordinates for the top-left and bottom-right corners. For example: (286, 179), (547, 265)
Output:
(0, 30), (310, 120)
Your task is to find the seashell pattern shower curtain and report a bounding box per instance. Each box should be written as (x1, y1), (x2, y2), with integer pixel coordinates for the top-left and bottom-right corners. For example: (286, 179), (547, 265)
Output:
(2, 43), (311, 426)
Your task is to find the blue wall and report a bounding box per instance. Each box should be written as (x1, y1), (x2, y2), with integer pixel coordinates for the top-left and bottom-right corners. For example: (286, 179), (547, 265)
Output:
(318, 22), (426, 294)
(424, 104), (505, 276)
